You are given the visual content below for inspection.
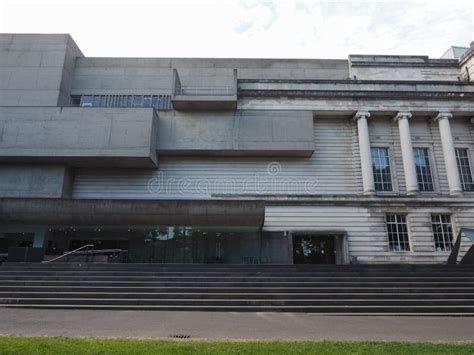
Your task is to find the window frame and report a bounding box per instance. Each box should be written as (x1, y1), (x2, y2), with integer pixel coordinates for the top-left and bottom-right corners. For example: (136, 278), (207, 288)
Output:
(431, 214), (455, 252)
(455, 147), (474, 192)
(385, 214), (411, 252)
(370, 146), (395, 193)
(412, 147), (435, 192)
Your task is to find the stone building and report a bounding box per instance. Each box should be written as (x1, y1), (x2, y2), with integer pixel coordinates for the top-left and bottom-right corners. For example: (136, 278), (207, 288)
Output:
(1, 34), (474, 264)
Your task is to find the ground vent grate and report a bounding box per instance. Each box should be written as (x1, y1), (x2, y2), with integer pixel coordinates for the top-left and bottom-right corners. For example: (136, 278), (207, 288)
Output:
(169, 334), (191, 339)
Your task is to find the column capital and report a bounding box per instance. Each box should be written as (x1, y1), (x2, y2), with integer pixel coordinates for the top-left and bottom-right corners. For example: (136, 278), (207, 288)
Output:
(434, 111), (453, 121)
(394, 111), (412, 121)
(354, 111), (371, 121)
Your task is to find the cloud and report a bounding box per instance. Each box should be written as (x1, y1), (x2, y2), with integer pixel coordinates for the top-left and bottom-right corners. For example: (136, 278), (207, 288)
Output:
(233, 0), (279, 35)
(0, 0), (472, 58)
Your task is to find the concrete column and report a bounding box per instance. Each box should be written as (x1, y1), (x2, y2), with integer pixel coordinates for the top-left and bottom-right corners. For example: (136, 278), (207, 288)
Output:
(435, 112), (463, 195)
(394, 111), (418, 195)
(354, 111), (375, 195)
(33, 230), (46, 248)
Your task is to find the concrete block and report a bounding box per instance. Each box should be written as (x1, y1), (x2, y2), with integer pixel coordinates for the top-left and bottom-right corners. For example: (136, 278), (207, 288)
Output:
(156, 110), (314, 156)
(0, 107), (158, 167)
(0, 164), (72, 198)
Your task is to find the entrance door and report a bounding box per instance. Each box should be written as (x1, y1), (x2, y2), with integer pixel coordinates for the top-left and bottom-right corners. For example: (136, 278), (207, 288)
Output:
(292, 235), (335, 264)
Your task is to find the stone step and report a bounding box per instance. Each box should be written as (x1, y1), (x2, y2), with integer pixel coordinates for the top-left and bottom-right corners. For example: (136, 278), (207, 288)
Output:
(2, 303), (474, 314)
(0, 280), (472, 287)
(1, 275), (473, 282)
(2, 297), (474, 306)
(3, 263), (472, 271)
(2, 271), (473, 277)
(1, 292), (473, 300)
(1, 286), (472, 293)
(1, 264), (472, 314)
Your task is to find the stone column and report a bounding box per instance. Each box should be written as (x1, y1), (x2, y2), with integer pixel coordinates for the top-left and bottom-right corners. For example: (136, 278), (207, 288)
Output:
(395, 111), (418, 195)
(435, 112), (462, 195)
(354, 111), (375, 195)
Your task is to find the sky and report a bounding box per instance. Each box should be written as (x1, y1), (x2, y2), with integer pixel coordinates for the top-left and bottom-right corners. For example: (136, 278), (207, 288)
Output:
(0, 0), (472, 59)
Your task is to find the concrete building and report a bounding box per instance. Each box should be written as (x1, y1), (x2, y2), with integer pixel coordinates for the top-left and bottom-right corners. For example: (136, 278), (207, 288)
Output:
(1, 34), (474, 264)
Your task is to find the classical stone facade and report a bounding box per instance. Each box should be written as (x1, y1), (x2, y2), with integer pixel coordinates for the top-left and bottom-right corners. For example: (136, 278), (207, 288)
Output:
(1, 34), (474, 264)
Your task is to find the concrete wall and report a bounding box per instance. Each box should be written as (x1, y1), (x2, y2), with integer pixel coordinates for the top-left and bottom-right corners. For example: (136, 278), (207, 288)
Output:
(71, 57), (349, 95)
(348, 55), (460, 81)
(0, 34), (83, 106)
(0, 164), (72, 198)
(73, 116), (357, 199)
(0, 107), (158, 167)
(157, 110), (314, 156)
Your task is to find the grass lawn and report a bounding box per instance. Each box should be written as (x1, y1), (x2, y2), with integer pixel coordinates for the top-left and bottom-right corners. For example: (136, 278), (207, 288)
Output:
(0, 336), (473, 355)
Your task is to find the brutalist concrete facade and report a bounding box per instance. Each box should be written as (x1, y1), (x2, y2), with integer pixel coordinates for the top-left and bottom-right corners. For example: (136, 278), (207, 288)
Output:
(1, 34), (474, 264)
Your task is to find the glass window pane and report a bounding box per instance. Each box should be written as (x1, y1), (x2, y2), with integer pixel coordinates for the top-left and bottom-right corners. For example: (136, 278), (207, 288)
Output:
(456, 148), (474, 192)
(81, 95), (93, 107)
(132, 95), (143, 107)
(431, 214), (453, 251)
(413, 148), (434, 191)
(386, 214), (410, 252)
(371, 148), (392, 192)
(143, 95), (152, 107)
(93, 95), (101, 107)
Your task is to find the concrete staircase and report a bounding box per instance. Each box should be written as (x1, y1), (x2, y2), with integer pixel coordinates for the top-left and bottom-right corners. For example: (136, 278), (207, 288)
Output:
(0, 263), (473, 315)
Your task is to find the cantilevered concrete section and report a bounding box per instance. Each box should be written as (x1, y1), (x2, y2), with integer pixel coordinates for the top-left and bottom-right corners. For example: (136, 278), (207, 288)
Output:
(0, 107), (158, 168)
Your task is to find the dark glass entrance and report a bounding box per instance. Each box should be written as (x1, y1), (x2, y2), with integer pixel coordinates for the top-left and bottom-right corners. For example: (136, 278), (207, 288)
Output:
(292, 235), (336, 264)
(39, 226), (262, 264)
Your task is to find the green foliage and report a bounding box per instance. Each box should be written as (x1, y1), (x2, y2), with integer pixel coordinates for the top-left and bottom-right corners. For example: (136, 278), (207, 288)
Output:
(0, 336), (473, 355)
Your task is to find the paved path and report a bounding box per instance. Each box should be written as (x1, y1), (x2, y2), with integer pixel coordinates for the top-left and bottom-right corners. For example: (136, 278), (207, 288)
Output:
(0, 308), (473, 341)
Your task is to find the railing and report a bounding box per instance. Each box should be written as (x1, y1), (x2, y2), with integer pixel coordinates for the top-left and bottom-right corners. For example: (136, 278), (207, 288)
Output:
(43, 244), (94, 263)
(175, 86), (235, 96)
(172, 68), (238, 98)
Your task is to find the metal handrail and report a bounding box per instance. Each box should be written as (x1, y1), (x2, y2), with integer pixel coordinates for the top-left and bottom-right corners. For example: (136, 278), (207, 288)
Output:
(43, 244), (94, 263)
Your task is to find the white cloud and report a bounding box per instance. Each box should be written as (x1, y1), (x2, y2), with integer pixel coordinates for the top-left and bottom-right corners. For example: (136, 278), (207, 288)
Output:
(0, 0), (472, 58)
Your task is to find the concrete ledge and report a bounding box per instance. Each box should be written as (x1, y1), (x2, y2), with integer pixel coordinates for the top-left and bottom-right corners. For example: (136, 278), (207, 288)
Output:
(0, 198), (265, 226)
(0, 107), (158, 167)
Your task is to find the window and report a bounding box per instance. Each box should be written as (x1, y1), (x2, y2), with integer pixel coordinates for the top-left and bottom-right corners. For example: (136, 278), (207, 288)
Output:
(413, 148), (434, 191)
(92, 95), (101, 107)
(371, 148), (393, 192)
(70, 96), (81, 107)
(143, 95), (152, 107)
(81, 95), (93, 107)
(386, 214), (410, 251)
(431, 215), (454, 251)
(132, 95), (143, 107)
(73, 94), (173, 110)
(455, 148), (474, 192)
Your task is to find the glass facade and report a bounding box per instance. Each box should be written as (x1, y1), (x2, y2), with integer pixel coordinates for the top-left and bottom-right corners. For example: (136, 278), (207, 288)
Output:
(19, 226), (262, 264)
